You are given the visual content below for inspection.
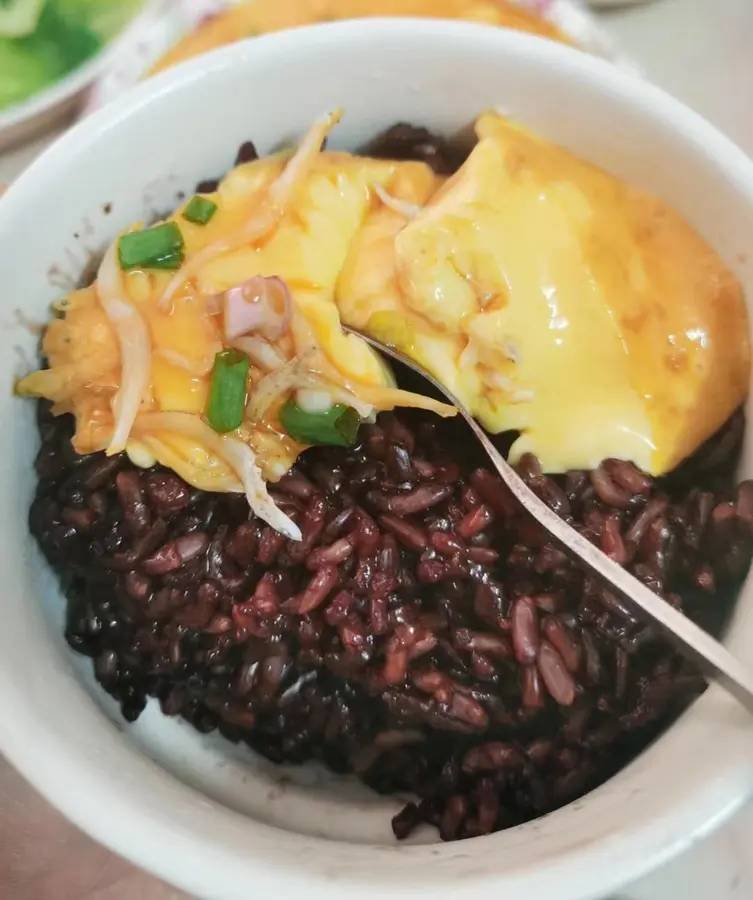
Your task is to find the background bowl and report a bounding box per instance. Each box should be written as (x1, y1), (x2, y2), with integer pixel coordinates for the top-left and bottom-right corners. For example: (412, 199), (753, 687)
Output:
(1, 19), (753, 900)
(0, 0), (154, 153)
(80, 0), (639, 117)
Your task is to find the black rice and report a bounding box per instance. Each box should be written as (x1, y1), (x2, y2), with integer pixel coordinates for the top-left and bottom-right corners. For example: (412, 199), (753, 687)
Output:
(29, 401), (753, 841)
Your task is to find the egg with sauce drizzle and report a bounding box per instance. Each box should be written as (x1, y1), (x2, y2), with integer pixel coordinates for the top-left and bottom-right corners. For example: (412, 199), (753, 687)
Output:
(17, 110), (750, 526)
(338, 112), (750, 475)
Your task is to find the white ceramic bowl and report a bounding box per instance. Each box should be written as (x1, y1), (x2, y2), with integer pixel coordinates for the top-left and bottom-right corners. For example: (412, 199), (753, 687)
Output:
(2, 19), (753, 900)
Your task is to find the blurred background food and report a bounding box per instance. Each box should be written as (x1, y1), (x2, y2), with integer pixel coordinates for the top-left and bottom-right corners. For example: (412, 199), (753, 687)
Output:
(0, 0), (143, 111)
(147, 0), (572, 76)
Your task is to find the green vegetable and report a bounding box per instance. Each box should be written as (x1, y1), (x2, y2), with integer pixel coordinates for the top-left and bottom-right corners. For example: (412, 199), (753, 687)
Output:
(182, 195), (218, 226)
(0, 0), (45, 38)
(279, 401), (361, 447)
(0, 0), (143, 111)
(0, 36), (58, 107)
(54, 0), (143, 41)
(118, 222), (185, 271)
(207, 350), (249, 434)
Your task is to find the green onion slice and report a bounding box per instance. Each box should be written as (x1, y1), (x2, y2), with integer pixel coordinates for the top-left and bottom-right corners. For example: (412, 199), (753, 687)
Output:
(207, 350), (249, 433)
(118, 222), (185, 271)
(182, 195), (218, 226)
(279, 401), (361, 447)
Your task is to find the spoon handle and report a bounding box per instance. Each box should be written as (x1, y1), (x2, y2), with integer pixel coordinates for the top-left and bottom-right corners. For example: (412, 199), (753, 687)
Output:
(352, 328), (753, 714)
(466, 414), (753, 715)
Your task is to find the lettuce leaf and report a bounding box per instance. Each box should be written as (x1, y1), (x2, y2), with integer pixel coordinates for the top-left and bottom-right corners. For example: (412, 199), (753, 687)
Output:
(0, 0), (142, 110)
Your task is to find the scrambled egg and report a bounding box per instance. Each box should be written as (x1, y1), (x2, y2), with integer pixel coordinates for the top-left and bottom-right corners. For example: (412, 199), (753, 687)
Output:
(19, 130), (453, 496)
(340, 113), (750, 475)
(17, 110), (750, 532)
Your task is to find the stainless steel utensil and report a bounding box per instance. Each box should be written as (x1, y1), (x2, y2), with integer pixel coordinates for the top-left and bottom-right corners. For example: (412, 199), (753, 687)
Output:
(348, 325), (753, 714)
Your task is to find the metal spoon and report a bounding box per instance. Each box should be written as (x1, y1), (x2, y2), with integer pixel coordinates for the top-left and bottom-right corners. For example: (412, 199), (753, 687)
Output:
(346, 326), (753, 715)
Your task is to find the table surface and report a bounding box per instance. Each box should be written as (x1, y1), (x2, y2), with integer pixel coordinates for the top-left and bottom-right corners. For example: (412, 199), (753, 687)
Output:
(3, 1), (753, 897)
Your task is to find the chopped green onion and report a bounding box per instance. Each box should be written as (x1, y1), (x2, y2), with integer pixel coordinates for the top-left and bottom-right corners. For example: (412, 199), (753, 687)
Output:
(279, 401), (360, 447)
(207, 350), (249, 433)
(182, 195), (218, 226)
(118, 222), (185, 271)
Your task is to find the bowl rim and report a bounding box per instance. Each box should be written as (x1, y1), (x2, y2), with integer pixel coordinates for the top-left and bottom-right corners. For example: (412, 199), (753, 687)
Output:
(80, 0), (641, 117)
(3, 18), (753, 900)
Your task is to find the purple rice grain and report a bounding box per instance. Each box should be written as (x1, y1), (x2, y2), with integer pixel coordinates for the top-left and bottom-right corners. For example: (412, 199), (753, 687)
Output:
(363, 123), (467, 175)
(234, 140), (259, 166)
(511, 596), (539, 664)
(537, 640), (577, 707)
